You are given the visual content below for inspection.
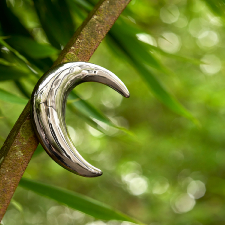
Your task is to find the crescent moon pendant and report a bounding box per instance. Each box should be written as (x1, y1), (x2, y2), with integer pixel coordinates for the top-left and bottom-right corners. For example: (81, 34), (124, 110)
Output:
(31, 62), (129, 177)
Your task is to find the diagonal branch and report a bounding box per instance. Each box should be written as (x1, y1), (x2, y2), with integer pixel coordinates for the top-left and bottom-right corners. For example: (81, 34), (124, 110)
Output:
(0, 0), (131, 220)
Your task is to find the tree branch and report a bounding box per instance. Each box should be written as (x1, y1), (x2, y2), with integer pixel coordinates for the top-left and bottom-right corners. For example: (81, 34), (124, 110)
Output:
(0, 0), (131, 220)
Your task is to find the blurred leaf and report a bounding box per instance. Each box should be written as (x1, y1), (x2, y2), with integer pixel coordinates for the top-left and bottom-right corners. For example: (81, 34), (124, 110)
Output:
(107, 33), (198, 125)
(7, 36), (59, 59)
(0, 37), (29, 64)
(11, 199), (23, 212)
(14, 80), (32, 99)
(133, 60), (199, 125)
(203, 0), (225, 18)
(0, 1), (31, 37)
(33, 0), (75, 49)
(67, 104), (107, 133)
(0, 37), (45, 78)
(0, 1), (54, 73)
(68, 3), (198, 124)
(110, 18), (171, 76)
(0, 65), (30, 81)
(71, 0), (93, 11)
(0, 88), (28, 104)
(71, 1), (202, 67)
(69, 91), (117, 127)
(0, 58), (15, 66)
(69, 91), (134, 135)
(19, 178), (141, 223)
(149, 45), (203, 65)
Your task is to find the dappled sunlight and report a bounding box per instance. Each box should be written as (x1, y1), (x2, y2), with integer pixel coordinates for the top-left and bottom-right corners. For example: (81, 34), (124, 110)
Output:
(67, 126), (84, 146)
(123, 173), (148, 196)
(136, 33), (157, 46)
(171, 193), (196, 213)
(197, 30), (219, 48)
(160, 4), (180, 24)
(200, 54), (221, 75)
(86, 221), (107, 225)
(120, 222), (137, 225)
(101, 90), (123, 109)
(152, 177), (169, 195)
(86, 124), (105, 137)
(110, 116), (129, 129)
(120, 161), (143, 177)
(187, 180), (206, 199)
(158, 32), (181, 53)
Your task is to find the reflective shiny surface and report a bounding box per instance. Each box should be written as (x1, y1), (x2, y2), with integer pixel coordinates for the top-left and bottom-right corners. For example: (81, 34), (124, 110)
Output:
(31, 62), (129, 177)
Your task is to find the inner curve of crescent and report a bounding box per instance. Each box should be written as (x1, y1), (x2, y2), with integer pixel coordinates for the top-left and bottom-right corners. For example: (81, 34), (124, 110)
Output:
(31, 62), (130, 177)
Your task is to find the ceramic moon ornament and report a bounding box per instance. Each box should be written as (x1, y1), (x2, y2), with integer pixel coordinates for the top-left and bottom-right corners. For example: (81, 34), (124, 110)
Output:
(31, 62), (129, 177)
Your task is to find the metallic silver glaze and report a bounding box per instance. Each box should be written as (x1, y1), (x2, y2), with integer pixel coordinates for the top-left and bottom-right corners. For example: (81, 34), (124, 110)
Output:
(31, 62), (129, 177)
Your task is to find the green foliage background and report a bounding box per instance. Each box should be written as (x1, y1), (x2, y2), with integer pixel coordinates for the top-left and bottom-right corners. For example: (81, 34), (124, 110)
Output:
(1, 0), (225, 224)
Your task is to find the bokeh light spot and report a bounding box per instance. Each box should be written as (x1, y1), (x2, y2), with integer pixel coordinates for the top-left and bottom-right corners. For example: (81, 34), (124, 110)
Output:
(187, 180), (206, 199)
(67, 126), (83, 146)
(120, 161), (142, 178)
(197, 30), (219, 48)
(86, 124), (104, 137)
(200, 54), (221, 75)
(160, 5), (180, 24)
(121, 222), (137, 225)
(101, 89), (123, 109)
(127, 175), (148, 196)
(136, 33), (157, 46)
(172, 194), (196, 213)
(152, 177), (169, 195)
(86, 221), (107, 225)
(158, 32), (181, 53)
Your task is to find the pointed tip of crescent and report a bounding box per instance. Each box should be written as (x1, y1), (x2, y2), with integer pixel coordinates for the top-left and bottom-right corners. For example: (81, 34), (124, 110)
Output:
(76, 163), (103, 177)
(120, 87), (130, 98)
(95, 171), (103, 177)
(84, 170), (103, 177)
(125, 92), (130, 98)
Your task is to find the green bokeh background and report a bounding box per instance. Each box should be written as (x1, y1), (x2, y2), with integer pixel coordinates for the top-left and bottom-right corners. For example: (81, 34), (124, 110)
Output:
(1, 0), (225, 224)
